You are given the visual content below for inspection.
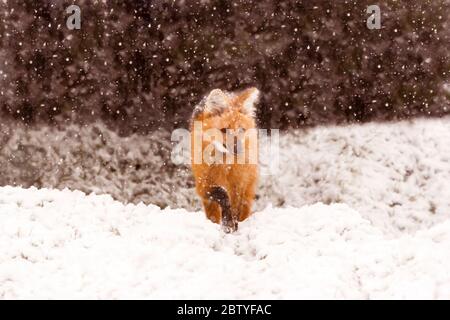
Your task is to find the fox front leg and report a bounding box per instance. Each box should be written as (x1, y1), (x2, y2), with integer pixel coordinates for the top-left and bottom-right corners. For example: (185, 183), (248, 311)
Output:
(207, 186), (238, 233)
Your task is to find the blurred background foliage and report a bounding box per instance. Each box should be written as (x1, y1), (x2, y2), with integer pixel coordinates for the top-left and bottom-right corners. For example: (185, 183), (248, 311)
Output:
(0, 0), (449, 134)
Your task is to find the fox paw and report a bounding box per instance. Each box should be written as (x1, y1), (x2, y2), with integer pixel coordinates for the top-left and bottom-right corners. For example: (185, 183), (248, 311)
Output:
(221, 219), (238, 233)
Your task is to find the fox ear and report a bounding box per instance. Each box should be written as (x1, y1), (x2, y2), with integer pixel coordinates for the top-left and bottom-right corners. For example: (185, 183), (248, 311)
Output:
(240, 87), (260, 117)
(204, 89), (229, 114)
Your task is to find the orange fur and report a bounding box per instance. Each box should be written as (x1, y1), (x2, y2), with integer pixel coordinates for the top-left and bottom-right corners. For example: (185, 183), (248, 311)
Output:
(190, 88), (259, 231)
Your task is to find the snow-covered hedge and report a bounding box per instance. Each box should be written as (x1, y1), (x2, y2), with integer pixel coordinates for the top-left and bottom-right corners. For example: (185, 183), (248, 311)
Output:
(260, 117), (450, 235)
(0, 123), (197, 209)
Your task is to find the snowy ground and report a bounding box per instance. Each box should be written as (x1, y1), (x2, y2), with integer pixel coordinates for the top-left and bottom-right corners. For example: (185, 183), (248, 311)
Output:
(1, 186), (450, 299)
(0, 117), (449, 299)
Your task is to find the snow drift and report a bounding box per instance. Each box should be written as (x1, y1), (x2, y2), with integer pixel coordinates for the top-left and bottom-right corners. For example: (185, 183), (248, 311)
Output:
(1, 186), (450, 299)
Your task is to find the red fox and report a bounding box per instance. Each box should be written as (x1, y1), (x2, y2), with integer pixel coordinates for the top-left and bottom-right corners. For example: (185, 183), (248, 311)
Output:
(190, 88), (260, 233)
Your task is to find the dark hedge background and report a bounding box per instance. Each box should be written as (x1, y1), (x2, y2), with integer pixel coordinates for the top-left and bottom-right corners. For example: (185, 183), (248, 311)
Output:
(0, 0), (449, 135)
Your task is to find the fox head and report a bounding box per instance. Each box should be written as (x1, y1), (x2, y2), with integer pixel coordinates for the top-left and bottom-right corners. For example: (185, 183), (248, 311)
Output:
(192, 87), (259, 132)
(191, 88), (260, 163)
